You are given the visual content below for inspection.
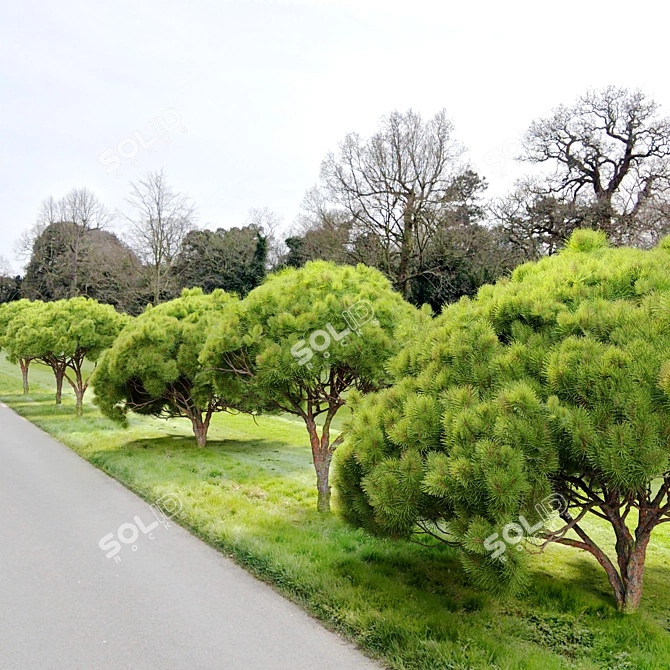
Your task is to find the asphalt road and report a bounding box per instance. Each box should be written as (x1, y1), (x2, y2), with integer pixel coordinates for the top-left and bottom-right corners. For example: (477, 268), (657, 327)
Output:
(0, 403), (381, 670)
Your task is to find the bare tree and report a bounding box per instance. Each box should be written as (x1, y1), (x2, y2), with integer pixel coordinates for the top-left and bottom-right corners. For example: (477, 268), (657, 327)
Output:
(521, 86), (670, 245)
(0, 255), (11, 277)
(490, 179), (584, 260)
(124, 170), (196, 305)
(62, 189), (113, 295)
(245, 206), (284, 270)
(320, 109), (467, 298)
(281, 188), (354, 267)
(17, 188), (111, 297)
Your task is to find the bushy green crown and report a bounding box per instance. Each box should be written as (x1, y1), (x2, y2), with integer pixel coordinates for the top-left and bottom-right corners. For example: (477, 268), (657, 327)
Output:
(92, 288), (241, 423)
(335, 230), (670, 594)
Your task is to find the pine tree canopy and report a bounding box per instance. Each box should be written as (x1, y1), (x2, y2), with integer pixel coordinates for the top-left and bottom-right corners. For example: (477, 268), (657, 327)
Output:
(335, 229), (670, 612)
(3, 297), (127, 412)
(92, 288), (244, 445)
(200, 261), (423, 511)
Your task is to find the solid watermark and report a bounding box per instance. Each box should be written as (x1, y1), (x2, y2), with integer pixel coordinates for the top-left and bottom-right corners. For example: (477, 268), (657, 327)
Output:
(482, 137), (523, 178)
(98, 493), (185, 563)
(290, 300), (378, 368)
(483, 493), (567, 561)
(98, 108), (188, 178)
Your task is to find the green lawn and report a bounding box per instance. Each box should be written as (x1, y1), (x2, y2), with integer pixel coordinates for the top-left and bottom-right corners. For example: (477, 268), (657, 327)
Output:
(2, 355), (670, 669)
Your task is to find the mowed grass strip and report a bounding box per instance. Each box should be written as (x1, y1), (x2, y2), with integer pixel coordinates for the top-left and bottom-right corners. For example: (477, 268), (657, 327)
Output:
(2, 356), (670, 670)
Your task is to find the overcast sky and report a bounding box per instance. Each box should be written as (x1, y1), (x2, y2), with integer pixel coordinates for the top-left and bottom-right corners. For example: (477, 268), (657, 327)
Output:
(1, 0), (668, 272)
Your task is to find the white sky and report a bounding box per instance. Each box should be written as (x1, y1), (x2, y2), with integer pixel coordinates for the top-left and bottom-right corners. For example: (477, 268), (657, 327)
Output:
(1, 0), (668, 273)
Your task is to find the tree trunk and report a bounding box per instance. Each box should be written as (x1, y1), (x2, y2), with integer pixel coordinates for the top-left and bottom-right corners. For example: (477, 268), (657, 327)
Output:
(74, 388), (84, 416)
(592, 194), (616, 236)
(315, 455), (333, 513)
(555, 491), (659, 615)
(55, 370), (64, 405)
(581, 522), (651, 613)
(189, 412), (209, 448)
(71, 365), (87, 416)
(70, 231), (81, 298)
(619, 534), (650, 613)
(20, 359), (30, 394)
(306, 417), (333, 513)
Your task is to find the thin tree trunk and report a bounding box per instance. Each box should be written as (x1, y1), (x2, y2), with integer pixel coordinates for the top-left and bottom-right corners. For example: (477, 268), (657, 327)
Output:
(20, 359), (30, 394)
(65, 359), (89, 416)
(559, 517), (651, 613)
(74, 388), (84, 416)
(607, 504), (654, 613)
(70, 231), (81, 298)
(55, 370), (64, 405)
(74, 366), (86, 416)
(189, 411), (209, 447)
(154, 269), (160, 306)
(397, 192), (416, 299)
(315, 450), (333, 513)
(558, 518), (626, 608)
(306, 417), (333, 513)
(620, 536), (650, 613)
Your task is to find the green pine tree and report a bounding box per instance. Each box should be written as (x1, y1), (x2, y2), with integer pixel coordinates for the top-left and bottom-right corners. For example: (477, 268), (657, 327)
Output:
(336, 229), (670, 612)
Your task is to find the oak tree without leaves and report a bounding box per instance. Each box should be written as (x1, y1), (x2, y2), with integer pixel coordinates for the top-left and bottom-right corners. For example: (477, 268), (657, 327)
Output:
(320, 109), (470, 299)
(502, 87), (670, 251)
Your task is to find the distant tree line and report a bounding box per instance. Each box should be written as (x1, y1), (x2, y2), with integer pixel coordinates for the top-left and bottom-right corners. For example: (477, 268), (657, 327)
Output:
(3, 87), (669, 313)
(9, 171), (271, 314)
(284, 87), (670, 309)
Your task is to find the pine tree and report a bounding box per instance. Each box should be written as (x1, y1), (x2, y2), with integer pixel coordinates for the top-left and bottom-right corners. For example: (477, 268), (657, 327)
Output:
(92, 288), (245, 445)
(201, 261), (422, 512)
(336, 229), (670, 612)
(4, 297), (126, 411)
(0, 299), (37, 394)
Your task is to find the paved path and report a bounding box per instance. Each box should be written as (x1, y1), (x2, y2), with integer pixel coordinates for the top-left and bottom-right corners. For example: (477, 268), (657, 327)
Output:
(0, 403), (381, 669)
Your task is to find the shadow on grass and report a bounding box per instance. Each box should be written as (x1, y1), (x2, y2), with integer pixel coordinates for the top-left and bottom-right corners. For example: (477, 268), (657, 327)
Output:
(0, 399), (123, 427)
(116, 434), (299, 454)
(87, 435), (314, 480)
(1, 392), (58, 406)
(527, 555), (618, 612)
(1, 390), (77, 408)
(527, 539), (670, 621)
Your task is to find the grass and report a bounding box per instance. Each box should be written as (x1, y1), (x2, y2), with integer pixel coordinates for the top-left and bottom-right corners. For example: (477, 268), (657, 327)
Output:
(2, 355), (670, 669)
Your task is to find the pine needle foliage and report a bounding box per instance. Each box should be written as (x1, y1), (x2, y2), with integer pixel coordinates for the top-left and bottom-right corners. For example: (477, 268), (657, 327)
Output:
(92, 288), (244, 446)
(4, 297), (126, 412)
(336, 229), (670, 612)
(200, 261), (423, 511)
(0, 299), (37, 393)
